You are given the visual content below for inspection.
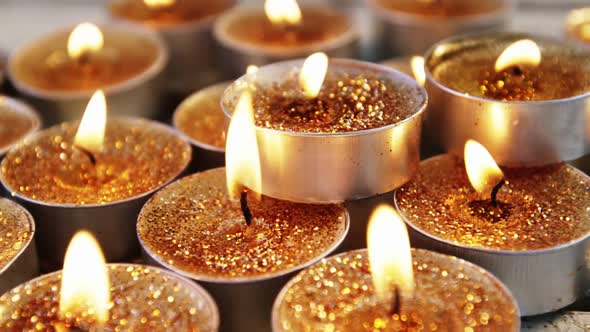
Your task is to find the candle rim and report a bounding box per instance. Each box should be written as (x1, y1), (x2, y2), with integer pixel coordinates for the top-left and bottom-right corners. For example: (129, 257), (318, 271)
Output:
(424, 31), (590, 105)
(221, 57), (428, 138)
(0, 197), (36, 274)
(7, 22), (168, 100)
(0, 96), (42, 156)
(394, 154), (590, 255)
(0, 116), (191, 208)
(271, 247), (521, 331)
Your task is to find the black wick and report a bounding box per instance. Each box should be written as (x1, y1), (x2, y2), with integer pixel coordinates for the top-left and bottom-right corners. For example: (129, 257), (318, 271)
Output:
(75, 146), (97, 166)
(240, 189), (253, 226)
(390, 285), (401, 316)
(491, 179), (506, 207)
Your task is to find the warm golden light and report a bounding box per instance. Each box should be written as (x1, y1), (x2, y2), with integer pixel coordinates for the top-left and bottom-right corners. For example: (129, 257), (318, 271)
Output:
(225, 91), (262, 200)
(74, 90), (107, 154)
(495, 39), (541, 72)
(299, 52), (328, 99)
(60, 230), (110, 324)
(410, 55), (425, 86)
(367, 205), (415, 302)
(67, 23), (104, 60)
(264, 0), (302, 26)
(144, 0), (174, 9)
(464, 140), (504, 195)
(246, 65), (259, 75)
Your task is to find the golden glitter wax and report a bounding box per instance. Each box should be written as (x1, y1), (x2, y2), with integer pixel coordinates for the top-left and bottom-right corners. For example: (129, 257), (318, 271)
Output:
(1, 117), (190, 205)
(0, 264), (217, 331)
(10, 28), (159, 92)
(109, 0), (233, 26)
(274, 249), (518, 332)
(396, 155), (590, 251)
(376, 0), (505, 17)
(0, 106), (36, 153)
(174, 83), (228, 149)
(0, 199), (32, 270)
(247, 70), (424, 133)
(137, 167), (347, 279)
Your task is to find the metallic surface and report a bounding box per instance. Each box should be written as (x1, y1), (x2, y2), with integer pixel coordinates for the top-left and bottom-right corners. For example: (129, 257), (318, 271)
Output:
(0, 96), (41, 157)
(140, 211), (349, 332)
(0, 199), (39, 295)
(424, 32), (590, 166)
(395, 189), (590, 316)
(7, 23), (168, 127)
(366, 0), (513, 57)
(222, 58), (426, 203)
(213, 7), (360, 78)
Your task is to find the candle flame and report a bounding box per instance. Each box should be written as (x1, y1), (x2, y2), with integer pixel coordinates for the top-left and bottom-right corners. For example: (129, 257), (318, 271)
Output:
(144, 0), (174, 9)
(568, 9), (590, 40)
(464, 140), (504, 195)
(495, 39), (541, 72)
(225, 91), (262, 200)
(67, 23), (104, 60)
(246, 65), (259, 75)
(60, 230), (110, 324)
(299, 52), (328, 99)
(74, 90), (107, 154)
(264, 0), (302, 26)
(367, 205), (415, 303)
(410, 56), (425, 86)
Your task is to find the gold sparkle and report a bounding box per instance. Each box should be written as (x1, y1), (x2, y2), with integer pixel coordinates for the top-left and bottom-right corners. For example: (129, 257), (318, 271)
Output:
(0, 199), (32, 270)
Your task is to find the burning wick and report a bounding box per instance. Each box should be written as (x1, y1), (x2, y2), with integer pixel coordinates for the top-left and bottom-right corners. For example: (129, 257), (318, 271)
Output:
(390, 285), (401, 316)
(240, 189), (253, 226)
(75, 146), (97, 166)
(490, 179), (506, 207)
(73, 90), (107, 167)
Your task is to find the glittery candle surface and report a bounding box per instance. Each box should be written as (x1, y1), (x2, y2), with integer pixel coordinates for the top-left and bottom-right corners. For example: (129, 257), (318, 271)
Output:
(109, 0), (233, 26)
(10, 28), (159, 92)
(0, 199), (32, 270)
(275, 249), (518, 332)
(0, 105), (36, 153)
(376, 0), (505, 17)
(137, 167), (347, 280)
(396, 155), (590, 251)
(224, 8), (350, 49)
(430, 38), (590, 101)
(0, 264), (217, 331)
(1, 117), (190, 205)
(174, 83), (227, 149)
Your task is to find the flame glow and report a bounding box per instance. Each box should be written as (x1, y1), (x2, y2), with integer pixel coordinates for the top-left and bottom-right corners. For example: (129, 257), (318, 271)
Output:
(367, 205), (415, 302)
(67, 23), (104, 60)
(60, 231), (110, 324)
(144, 0), (174, 9)
(464, 140), (504, 195)
(246, 65), (259, 75)
(264, 0), (302, 25)
(410, 56), (425, 86)
(225, 91), (262, 200)
(494, 39), (541, 72)
(74, 90), (107, 154)
(299, 52), (328, 99)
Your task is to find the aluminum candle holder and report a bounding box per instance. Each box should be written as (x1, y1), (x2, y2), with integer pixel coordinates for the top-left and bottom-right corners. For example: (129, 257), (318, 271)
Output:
(8, 23), (168, 126)
(0, 96), (41, 157)
(222, 58), (426, 203)
(366, 0), (512, 56)
(424, 32), (590, 166)
(213, 7), (359, 78)
(0, 198), (38, 295)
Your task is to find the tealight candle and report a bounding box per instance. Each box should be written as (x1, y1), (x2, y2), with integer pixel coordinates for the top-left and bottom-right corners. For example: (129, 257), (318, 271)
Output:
(108, 0), (235, 94)
(0, 96), (40, 157)
(566, 7), (590, 46)
(0, 91), (190, 269)
(0, 198), (38, 294)
(367, 0), (512, 56)
(425, 32), (590, 166)
(394, 141), (590, 315)
(272, 205), (519, 331)
(8, 22), (167, 125)
(0, 231), (219, 331)
(213, 0), (358, 77)
(173, 81), (229, 172)
(222, 55), (427, 203)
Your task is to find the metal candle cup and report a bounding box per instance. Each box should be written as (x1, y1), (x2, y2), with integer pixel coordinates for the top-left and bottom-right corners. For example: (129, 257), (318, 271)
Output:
(0, 264), (219, 331)
(8, 23), (168, 126)
(424, 32), (590, 166)
(213, 6), (359, 78)
(0, 198), (38, 295)
(222, 58), (426, 203)
(0, 117), (191, 270)
(366, 0), (512, 57)
(394, 155), (590, 316)
(0, 96), (41, 157)
(173, 82), (228, 172)
(137, 168), (350, 332)
(107, 0), (236, 95)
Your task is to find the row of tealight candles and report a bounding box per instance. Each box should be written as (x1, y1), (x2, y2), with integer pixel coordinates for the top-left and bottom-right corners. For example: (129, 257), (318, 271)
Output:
(0, 0), (588, 332)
